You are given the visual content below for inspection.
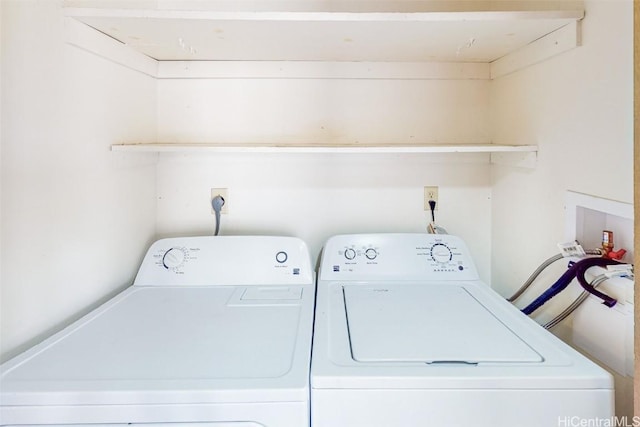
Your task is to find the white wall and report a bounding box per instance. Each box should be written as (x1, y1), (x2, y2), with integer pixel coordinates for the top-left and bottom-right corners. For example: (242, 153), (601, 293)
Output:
(156, 77), (494, 281)
(155, 152), (493, 279)
(158, 78), (490, 145)
(490, 0), (633, 416)
(0, 0), (158, 362)
(490, 0), (632, 313)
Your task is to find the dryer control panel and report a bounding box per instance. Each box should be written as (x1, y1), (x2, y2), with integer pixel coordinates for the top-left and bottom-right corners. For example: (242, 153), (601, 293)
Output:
(134, 236), (313, 287)
(320, 233), (479, 282)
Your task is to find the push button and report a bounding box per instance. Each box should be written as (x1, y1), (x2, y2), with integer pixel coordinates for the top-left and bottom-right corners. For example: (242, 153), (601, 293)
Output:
(276, 251), (288, 263)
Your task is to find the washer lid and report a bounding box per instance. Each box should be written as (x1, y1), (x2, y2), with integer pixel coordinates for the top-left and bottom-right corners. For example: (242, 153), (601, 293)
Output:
(344, 284), (542, 363)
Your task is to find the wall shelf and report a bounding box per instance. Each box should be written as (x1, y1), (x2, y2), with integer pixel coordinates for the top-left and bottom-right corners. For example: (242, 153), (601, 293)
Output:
(111, 143), (537, 154)
(112, 143), (538, 167)
(64, 7), (583, 66)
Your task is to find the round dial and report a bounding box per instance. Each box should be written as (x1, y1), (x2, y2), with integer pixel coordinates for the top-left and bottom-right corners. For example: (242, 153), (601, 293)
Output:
(365, 248), (378, 260)
(344, 248), (356, 260)
(162, 247), (186, 269)
(430, 243), (452, 263)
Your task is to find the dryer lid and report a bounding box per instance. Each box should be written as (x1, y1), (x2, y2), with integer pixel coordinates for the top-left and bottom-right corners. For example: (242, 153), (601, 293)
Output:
(1, 285), (313, 406)
(344, 284), (542, 364)
(3, 287), (302, 381)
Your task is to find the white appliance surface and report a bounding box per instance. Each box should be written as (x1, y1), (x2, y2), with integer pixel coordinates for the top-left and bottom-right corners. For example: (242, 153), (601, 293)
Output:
(311, 233), (614, 427)
(345, 284), (541, 363)
(1, 236), (314, 427)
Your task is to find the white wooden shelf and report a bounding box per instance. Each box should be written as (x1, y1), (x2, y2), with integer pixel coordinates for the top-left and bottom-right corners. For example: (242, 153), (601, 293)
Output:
(64, 7), (583, 64)
(111, 143), (537, 154)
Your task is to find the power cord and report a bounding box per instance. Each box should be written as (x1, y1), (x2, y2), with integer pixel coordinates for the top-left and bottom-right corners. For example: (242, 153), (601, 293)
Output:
(427, 199), (448, 234)
(211, 195), (225, 236)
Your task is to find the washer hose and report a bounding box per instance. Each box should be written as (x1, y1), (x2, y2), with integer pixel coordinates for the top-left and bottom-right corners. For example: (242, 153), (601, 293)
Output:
(507, 249), (602, 303)
(544, 274), (613, 329)
(521, 257), (620, 315)
(573, 257), (620, 307)
(520, 265), (577, 315)
(507, 253), (563, 302)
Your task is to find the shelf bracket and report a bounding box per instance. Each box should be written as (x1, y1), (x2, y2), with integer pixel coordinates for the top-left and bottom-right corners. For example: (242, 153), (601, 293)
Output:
(64, 17), (158, 78)
(490, 20), (581, 79)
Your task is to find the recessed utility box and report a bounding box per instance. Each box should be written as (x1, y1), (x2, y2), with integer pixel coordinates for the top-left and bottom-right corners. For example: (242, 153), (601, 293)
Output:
(564, 191), (634, 378)
(565, 191), (634, 263)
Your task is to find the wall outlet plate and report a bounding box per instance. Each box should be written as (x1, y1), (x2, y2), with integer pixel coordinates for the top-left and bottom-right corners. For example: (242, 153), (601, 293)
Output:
(424, 186), (438, 211)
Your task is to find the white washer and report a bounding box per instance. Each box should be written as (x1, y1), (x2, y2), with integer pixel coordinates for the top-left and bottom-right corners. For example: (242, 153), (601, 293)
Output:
(1, 236), (314, 427)
(311, 233), (614, 427)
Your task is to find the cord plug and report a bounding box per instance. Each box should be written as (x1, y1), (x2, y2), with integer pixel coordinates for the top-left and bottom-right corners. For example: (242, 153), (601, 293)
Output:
(212, 195), (225, 236)
(211, 195), (225, 213)
(428, 199), (436, 222)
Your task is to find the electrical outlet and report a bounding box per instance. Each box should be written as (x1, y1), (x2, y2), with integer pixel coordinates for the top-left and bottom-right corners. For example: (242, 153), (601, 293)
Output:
(424, 186), (438, 211)
(211, 188), (228, 214)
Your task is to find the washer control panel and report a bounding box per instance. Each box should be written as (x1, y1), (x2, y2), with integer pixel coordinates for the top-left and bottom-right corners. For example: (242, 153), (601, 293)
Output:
(134, 236), (313, 287)
(320, 233), (479, 281)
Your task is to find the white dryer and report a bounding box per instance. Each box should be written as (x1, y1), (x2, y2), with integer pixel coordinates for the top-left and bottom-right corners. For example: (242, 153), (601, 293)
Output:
(311, 233), (614, 427)
(1, 236), (314, 427)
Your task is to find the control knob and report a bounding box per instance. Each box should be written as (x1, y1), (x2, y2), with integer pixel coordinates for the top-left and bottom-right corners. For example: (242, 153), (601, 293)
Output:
(430, 243), (453, 263)
(162, 247), (186, 269)
(344, 248), (356, 260)
(365, 248), (378, 260)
